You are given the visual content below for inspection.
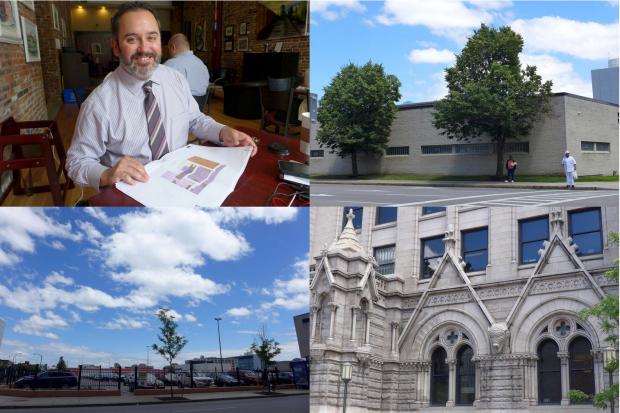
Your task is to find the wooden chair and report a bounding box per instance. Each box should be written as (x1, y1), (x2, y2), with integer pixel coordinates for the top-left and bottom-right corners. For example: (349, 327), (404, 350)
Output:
(259, 77), (301, 136)
(0, 117), (73, 206)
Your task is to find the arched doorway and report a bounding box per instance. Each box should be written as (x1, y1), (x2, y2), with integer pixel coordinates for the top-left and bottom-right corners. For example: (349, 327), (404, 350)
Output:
(430, 347), (449, 406)
(456, 345), (475, 405)
(569, 337), (595, 400)
(538, 339), (561, 404)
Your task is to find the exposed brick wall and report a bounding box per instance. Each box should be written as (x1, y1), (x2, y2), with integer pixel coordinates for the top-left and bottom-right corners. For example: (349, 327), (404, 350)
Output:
(179, 1), (309, 82)
(0, 3), (47, 123)
(36, 1), (74, 114)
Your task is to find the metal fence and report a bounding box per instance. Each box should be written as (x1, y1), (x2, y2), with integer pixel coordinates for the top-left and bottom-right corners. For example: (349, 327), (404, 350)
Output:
(74, 366), (122, 390)
(0, 365), (40, 387)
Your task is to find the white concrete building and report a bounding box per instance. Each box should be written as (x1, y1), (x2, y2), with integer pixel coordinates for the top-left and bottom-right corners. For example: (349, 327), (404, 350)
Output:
(309, 206), (618, 412)
(310, 93), (619, 177)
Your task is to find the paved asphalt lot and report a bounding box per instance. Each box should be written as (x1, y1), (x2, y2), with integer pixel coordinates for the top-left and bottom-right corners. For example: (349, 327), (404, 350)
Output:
(0, 394), (308, 413)
(311, 184), (619, 207)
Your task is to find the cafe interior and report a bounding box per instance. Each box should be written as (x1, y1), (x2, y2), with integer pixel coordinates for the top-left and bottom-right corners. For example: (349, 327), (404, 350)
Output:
(0, 0), (310, 206)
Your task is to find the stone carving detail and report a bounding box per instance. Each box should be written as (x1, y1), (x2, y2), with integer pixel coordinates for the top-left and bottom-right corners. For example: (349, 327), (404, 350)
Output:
(550, 211), (564, 235)
(488, 322), (510, 354)
(531, 276), (588, 294)
(594, 274), (615, 287)
(477, 284), (523, 299)
(403, 298), (418, 308)
(427, 291), (470, 306)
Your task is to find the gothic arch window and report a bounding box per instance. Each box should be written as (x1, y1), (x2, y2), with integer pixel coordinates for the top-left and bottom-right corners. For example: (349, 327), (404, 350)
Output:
(569, 336), (594, 401)
(431, 346), (449, 406)
(456, 345), (475, 405)
(538, 339), (561, 404)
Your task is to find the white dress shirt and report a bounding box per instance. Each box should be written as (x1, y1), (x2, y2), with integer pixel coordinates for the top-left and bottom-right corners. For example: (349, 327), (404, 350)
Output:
(561, 156), (576, 173)
(164, 50), (210, 97)
(67, 64), (224, 189)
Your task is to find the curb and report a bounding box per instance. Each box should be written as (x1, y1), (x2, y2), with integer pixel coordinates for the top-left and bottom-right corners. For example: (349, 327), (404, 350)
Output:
(0, 391), (309, 410)
(311, 180), (615, 191)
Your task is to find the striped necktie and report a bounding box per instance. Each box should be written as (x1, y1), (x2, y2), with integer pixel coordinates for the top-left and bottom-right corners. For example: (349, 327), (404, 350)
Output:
(143, 81), (169, 160)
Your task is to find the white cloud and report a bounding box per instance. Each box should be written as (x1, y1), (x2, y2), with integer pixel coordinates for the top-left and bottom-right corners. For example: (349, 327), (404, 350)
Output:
(311, 0), (366, 21)
(77, 221), (104, 244)
(0, 209), (81, 265)
(49, 241), (65, 250)
(84, 208), (109, 222)
(211, 208), (298, 225)
(226, 307), (252, 317)
(512, 17), (619, 60)
(13, 311), (68, 339)
(102, 316), (149, 330)
(260, 255), (309, 311)
(408, 48), (456, 64)
(467, 0), (512, 10)
(44, 272), (74, 286)
(184, 313), (197, 323)
(520, 53), (592, 97)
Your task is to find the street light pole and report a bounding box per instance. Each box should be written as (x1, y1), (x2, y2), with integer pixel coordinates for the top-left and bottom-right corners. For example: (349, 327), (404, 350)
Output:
(341, 363), (352, 413)
(215, 317), (224, 374)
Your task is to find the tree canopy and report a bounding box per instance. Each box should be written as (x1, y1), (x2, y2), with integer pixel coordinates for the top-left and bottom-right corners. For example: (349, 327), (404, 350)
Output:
(152, 308), (188, 399)
(317, 61), (401, 176)
(432, 24), (553, 177)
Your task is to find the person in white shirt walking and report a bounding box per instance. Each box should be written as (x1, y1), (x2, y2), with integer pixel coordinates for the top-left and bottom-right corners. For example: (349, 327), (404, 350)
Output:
(561, 150), (577, 189)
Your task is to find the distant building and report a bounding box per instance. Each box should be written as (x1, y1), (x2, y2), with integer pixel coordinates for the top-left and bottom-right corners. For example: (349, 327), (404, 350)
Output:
(294, 313), (310, 359)
(237, 353), (262, 370)
(592, 58), (619, 105)
(311, 93), (618, 177)
(183, 356), (235, 373)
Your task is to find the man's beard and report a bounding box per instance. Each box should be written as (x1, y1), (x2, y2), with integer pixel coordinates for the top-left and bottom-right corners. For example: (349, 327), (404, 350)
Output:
(121, 51), (161, 80)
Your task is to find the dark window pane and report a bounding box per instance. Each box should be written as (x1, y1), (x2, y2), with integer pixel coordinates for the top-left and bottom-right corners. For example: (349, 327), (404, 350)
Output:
(569, 337), (594, 400)
(376, 207), (397, 225)
(597, 142), (610, 151)
(463, 229), (488, 252)
(421, 236), (444, 279)
(422, 207), (446, 215)
(431, 347), (448, 406)
(463, 250), (488, 272)
(456, 346), (475, 406)
(342, 207), (363, 230)
(570, 209), (601, 234)
(573, 233), (603, 256)
(521, 217), (549, 243)
(581, 141), (595, 151)
(538, 339), (561, 404)
(422, 257), (442, 279)
(374, 245), (395, 275)
(522, 241), (544, 264)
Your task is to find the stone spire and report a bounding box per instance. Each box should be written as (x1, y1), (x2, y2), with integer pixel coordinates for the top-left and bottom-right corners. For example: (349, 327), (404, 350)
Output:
(330, 208), (363, 253)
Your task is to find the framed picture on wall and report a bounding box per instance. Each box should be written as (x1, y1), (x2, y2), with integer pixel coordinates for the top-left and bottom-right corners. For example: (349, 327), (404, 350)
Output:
(237, 37), (248, 52)
(195, 21), (205, 51)
(239, 22), (247, 35)
(19, 0), (34, 10)
(224, 40), (233, 52)
(91, 43), (102, 55)
(225, 25), (233, 37)
(0, 0), (22, 44)
(20, 16), (40, 62)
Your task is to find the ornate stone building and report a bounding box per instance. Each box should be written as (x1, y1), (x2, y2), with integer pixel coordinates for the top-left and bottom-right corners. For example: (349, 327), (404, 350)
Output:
(309, 207), (618, 413)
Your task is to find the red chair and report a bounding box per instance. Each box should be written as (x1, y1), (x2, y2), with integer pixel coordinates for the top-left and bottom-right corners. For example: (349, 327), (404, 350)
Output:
(0, 117), (73, 206)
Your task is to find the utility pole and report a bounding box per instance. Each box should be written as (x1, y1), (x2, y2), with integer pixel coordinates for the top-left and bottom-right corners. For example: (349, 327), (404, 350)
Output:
(146, 346), (150, 368)
(215, 317), (224, 374)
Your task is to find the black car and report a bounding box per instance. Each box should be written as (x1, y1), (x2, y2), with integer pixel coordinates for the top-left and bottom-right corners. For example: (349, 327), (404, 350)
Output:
(14, 371), (78, 389)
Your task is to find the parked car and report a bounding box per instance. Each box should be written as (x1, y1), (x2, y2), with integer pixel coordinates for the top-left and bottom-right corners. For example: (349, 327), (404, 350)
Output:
(213, 373), (240, 387)
(14, 371), (78, 389)
(227, 370), (257, 385)
(186, 372), (214, 387)
(159, 372), (183, 386)
(128, 373), (163, 390)
(277, 372), (294, 384)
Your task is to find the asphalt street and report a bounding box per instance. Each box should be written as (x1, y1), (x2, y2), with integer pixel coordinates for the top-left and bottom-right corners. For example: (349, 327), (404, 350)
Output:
(311, 184), (619, 207)
(0, 394), (308, 413)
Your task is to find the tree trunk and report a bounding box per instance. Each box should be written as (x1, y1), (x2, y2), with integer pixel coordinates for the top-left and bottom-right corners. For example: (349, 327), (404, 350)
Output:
(495, 138), (506, 178)
(170, 362), (173, 399)
(351, 151), (358, 177)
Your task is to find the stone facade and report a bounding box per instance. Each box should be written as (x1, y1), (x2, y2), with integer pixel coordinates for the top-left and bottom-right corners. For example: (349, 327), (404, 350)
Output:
(309, 207), (618, 413)
(310, 93), (619, 177)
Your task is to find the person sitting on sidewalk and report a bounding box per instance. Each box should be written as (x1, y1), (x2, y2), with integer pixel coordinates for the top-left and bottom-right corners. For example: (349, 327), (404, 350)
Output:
(504, 155), (517, 182)
(561, 150), (577, 189)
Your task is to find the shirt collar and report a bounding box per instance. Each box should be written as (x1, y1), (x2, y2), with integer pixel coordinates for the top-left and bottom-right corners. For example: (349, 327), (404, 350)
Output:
(116, 64), (163, 96)
(177, 50), (194, 57)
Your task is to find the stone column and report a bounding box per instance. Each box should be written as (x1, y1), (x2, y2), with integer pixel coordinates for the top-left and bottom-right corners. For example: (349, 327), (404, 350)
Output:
(422, 362), (431, 406)
(391, 322), (399, 354)
(364, 312), (371, 345)
(328, 303), (338, 340)
(473, 359), (481, 406)
(447, 358), (456, 407)
(350, 306), (359, 342)
(310, 305), (318, 343)
(592, 350), (604, 394)
(532, 356), (539, 405)
(558, 352), (570, 406)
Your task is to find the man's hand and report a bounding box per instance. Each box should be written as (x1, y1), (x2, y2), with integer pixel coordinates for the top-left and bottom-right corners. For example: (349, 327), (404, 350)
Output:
(219, 126), (258, 157)
(100, 156), (149, 187)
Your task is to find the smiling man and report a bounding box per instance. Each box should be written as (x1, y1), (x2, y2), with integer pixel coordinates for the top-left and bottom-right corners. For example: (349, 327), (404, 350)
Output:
(67, 2), (257, 190)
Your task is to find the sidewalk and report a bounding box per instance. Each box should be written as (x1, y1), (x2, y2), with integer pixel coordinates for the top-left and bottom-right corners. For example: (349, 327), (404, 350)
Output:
(0, 388), (308, 409)
(311, 178), (619, 191)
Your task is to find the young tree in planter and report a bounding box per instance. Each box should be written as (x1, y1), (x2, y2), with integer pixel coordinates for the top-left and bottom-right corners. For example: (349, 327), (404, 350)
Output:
(152, 308), (188, 399)
(250, 327), (281, 393)
(56, 356), (67, 371)
(432, 24), (553, 178)
(569, 232), (619, 408)
(317, 61), (401, 177)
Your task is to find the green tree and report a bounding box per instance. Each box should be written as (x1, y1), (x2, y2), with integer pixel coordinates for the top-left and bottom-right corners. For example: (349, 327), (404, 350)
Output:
(250, 327), (282, 393)
(432, 24), (553, 177)
(152, 308), (188, 399)
(317, 61), (401, 176)
(56, 356), (67, 371)
(570, 232), (619, 408)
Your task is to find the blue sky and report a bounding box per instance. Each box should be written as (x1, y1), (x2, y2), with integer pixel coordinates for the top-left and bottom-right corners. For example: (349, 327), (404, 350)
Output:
(0, 208), (308, 368)
(311, 0), (619, 103)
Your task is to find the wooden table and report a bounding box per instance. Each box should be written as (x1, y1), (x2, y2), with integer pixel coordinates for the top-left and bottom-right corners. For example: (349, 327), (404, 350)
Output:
(88, 127), (308, 207)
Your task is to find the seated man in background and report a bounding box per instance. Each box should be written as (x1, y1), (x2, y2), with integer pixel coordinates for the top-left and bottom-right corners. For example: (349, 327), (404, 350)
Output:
(164, 33), (210, 109)
(67, 1), (256, 190)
